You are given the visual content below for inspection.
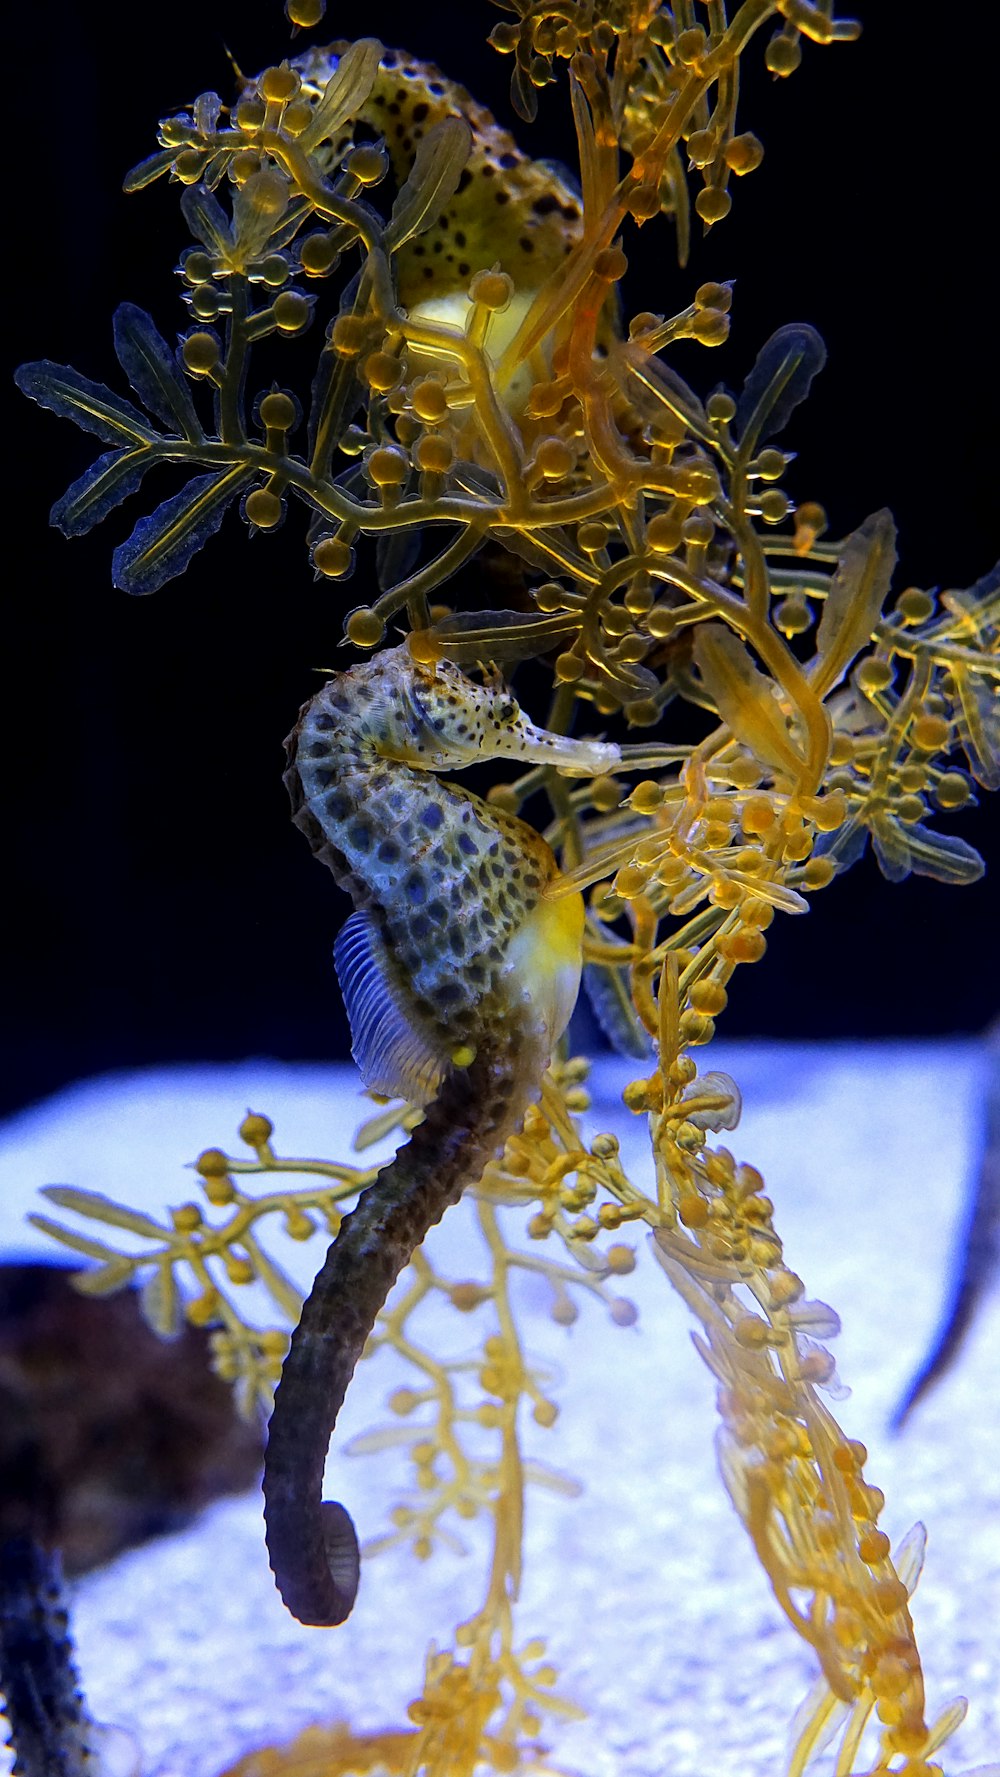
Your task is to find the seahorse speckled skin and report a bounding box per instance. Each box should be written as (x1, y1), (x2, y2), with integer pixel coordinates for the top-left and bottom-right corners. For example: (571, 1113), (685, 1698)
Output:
(262, 644), (620, 1626)
(0, 1536), (138, 1776)
(293, 41), (585, 309)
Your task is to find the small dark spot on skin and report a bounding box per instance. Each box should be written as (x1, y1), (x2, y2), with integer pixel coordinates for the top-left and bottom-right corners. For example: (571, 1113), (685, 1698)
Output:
(519, 236), (535, 254)
(387, 100), (401, 116)
(428, 899), (447, 925)
(395, 88), (406, 103)
(428, 81), (445, 97)
(454, 230), (466, 247)
(449, 929), (466, 956)
(413, 243), (426, 256)
(306, 742), (329, 758)
(382, 51), (398, 67)
(313, 768), (335, 789)
(433, 241), (443, 254)
(373, 94), (387, 107)
(409, 914), (430, 940)
(313, 713), (334, 731)
(437, 981), (461, 1004)
(458, 262), (470, 276)
(562, 202), (579, 220)
(423, 267), (434, 280)
(326, 791), (350, 820)
(499, 153), (517, 170)
(478, 863), (491, 888)
(440, 215), (449, 231)
(491, 861), (505, 879)
(456, 168), (473, 193)
(533, 194), (559, 216)
(411, 102), (429, 123)
(495, 190), (510, 206)
(405, 873), (426, 905)
(378, 839), (401, 863)
(481, 163), (495, 178)
(458, 832), (477, 855)
(422, 803), (444, 830)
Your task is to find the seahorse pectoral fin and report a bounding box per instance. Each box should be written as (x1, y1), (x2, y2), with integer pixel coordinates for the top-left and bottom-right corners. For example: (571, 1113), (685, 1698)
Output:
(320, 1500), (361, 1618)
(334, 910), (445, 1104)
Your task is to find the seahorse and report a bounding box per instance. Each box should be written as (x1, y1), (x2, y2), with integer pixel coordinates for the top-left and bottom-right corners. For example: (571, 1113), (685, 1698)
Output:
(0, 1536), (138, 1777)
(262, 642), (620, 1626)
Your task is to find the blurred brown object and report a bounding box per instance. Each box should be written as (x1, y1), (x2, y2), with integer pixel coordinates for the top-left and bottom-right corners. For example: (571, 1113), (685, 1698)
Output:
(0, 1263), (263, 1573)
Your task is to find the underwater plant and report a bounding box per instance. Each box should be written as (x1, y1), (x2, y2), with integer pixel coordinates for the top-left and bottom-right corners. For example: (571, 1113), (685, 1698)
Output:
(10, 0), (998, 1773)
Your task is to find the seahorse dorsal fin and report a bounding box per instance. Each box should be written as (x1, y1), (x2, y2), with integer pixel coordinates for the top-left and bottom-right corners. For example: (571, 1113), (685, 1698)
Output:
(333, 910), (445, 1105)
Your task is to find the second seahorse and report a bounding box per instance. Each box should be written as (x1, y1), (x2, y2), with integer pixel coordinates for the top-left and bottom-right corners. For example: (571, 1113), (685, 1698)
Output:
(262, 641), (619, 1625)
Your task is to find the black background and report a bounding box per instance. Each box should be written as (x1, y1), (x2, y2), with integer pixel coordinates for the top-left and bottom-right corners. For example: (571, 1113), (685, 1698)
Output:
(4, 0), (997, 1116)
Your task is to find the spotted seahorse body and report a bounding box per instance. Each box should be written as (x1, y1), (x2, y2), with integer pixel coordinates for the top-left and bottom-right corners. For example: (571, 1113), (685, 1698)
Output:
(293, 41), (585, 309)
(262, 644), (619, 1625)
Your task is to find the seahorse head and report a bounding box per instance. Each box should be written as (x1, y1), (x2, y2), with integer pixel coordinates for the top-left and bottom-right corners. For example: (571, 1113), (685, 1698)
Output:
(370, 645), (621, 777)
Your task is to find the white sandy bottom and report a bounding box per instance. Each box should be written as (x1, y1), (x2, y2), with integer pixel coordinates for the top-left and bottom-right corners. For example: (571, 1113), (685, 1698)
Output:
(0, 1043), (997, 1776)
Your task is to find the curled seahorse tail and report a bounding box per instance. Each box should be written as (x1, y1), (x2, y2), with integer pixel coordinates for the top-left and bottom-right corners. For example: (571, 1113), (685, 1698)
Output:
(262, 1025), (543, 1627)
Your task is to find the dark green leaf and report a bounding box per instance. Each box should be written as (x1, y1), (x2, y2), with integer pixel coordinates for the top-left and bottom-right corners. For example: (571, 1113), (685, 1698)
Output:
(50, 446), (159, 537)
(736, 323), (826, 452)
(813, 509), (897, 695)
(871, 813), (984, 885)
(41, 1183), (170, 1238)
(298, 38), (384, 153)
(15, 360), (159, 446)
(376, 525), (420, 593)
(113, 304), (204, 441)
(383, 118), (473, 253)
(511, 59), (539, 124)
(431, 607), (576, 665)
(952, 658), (1000, 791)
(123, 147), (177, 192)
(583, 960), (652, 1059)
(180, 183), (234, 255)
(112, 463), (253, 594)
